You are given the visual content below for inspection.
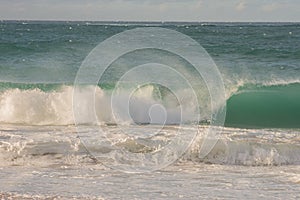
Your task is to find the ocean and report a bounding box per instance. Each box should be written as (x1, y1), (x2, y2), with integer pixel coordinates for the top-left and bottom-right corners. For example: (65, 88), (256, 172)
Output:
(0, 21), (299, 199)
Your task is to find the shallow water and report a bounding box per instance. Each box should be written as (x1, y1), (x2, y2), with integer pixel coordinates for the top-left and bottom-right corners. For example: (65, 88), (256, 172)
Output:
(0, 125), (299, 199)
(1, 160), (300, 199)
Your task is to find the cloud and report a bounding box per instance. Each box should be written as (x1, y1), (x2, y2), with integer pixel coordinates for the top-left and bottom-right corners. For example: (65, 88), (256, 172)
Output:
(261, 3), (280, 12)
(236, 0), (246, 11)
(195, 0), (203, 9)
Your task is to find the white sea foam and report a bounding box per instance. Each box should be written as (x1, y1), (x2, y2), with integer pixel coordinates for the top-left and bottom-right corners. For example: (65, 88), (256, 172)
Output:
(0, 85), (202, 125)
(0, 86), (74, 125)
(0, 125), (299, 167)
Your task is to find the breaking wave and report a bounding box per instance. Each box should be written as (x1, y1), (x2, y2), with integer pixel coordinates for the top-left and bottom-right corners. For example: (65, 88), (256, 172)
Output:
(0, 81), (300, 128)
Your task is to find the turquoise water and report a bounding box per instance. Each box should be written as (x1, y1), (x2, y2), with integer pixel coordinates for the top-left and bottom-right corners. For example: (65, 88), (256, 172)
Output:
(0, 21), (300, 199)
(226, 83), (300, 128)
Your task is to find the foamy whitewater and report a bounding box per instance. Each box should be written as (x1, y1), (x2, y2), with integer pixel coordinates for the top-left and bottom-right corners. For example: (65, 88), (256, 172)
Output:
(0, 21), (299, 199)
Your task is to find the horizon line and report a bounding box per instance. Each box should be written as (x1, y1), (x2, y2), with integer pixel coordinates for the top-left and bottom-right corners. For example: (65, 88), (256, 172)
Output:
(1, 19), (300, 23)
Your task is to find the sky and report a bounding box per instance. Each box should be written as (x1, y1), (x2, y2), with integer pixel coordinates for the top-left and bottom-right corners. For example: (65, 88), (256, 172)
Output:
(0, 0), (299, 22)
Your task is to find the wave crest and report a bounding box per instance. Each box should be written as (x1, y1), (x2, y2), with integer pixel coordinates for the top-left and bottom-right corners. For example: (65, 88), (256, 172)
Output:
(0, 85), (200, 125)
(0, 86), (74, 125)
